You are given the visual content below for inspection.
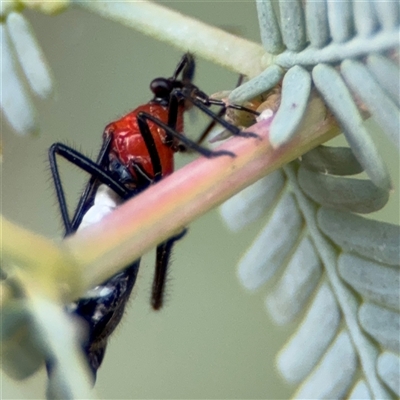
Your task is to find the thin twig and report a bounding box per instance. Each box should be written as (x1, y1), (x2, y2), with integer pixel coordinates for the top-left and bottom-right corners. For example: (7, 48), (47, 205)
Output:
(2, 96), (338, 302)
(65, 95), (339, 295)
(73, 0), (267, 77)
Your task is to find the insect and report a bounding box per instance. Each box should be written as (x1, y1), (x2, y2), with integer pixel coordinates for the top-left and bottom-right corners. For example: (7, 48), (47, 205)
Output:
(48, 53), (256, 381)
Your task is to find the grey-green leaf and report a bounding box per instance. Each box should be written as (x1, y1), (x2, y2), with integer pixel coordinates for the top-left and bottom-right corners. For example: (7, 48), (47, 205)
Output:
(373, 1), (399, 30)
(6, 12), (53, 99)
(341, 59), (400, 149)
(1, 300), (44, 380)
(358, 303), (400, 353)
(293, 331), (357, 399)
(269, 66), (311, 147)
(367, 54), (400, 107)
(300, 145), (363, 176)
(276, 31), (399, 68)
(377, 352), (400, 396)
(298, 166), (389, 214)
(27, 297), (94, 400)
(353, 1), (378, 37)
(338, 253), (400, 310)
(338, 253), (399, 310)
(220, 170), (285, 232)
(256, 0), (284, 54)
(305, 0), (330, 48)
(237, 193), (303, 290)
(279, 0), (306, 52)
(317, 208), (400, 266)
(0, 25), (38, 135)
(229, 64), (284, 104)
(327, 1), (354, 43)
(312, 63), (391, 190)
(266, 236), (322, 325)
(277, 283), (340, 383)
(348, 380), (372, 399)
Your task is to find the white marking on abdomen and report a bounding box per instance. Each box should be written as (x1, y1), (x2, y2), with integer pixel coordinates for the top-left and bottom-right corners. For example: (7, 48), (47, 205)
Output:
(78, 184), (122, 231)
(75, 185), (124, 303)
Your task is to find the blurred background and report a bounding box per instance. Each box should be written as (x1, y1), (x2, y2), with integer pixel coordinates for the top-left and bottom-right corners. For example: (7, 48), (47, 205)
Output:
(1, 2), (398, 399)
(1, 2), (293, 399)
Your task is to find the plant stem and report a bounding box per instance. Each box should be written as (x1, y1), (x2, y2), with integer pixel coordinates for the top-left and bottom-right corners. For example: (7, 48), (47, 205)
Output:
(73, 0), (267, 77)
(64, 95), (339, 295)
(2, 96), (339, 302)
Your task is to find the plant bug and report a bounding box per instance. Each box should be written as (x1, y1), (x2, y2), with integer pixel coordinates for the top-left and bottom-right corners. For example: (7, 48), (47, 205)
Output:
(48, 53), (256, 380)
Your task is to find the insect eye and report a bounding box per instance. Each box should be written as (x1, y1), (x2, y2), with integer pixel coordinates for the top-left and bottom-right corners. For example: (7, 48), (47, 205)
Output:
(150, 78), (173, 99)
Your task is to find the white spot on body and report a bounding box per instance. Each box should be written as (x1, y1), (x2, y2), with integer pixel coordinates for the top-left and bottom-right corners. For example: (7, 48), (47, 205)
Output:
(85, 286), (114, 299)
(76, 184), (123, 303)
(78, 184), (122, 231)
(256, 108), (274, 122)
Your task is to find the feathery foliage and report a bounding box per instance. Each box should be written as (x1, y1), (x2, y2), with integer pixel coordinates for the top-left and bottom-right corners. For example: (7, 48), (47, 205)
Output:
(221, 146), (398, 397)
(220, 2), (399, 397)
(1, 1), (399, 398)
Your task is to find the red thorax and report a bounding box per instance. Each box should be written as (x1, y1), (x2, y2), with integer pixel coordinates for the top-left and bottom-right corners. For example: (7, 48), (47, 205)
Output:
(103, 102), (184, 183)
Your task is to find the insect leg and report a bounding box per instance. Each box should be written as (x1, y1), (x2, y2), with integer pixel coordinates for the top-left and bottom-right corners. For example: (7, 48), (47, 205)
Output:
(176, 90), (258, 139)
(70, 136), (115, 231)
(136, 115), (163, 181)
(131, 163), (155, 187)
(49, 141), (130, 234)
(49, 144), (72, 233)
(172, 53), (195, 83)
(193, 106), (227, 146)
(135, 111), (192, 310)
(138, 111), (235, 158)
(192, 101), (260, 147)
(190, 73), (259, 145)
(152, 229), (187, 310)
